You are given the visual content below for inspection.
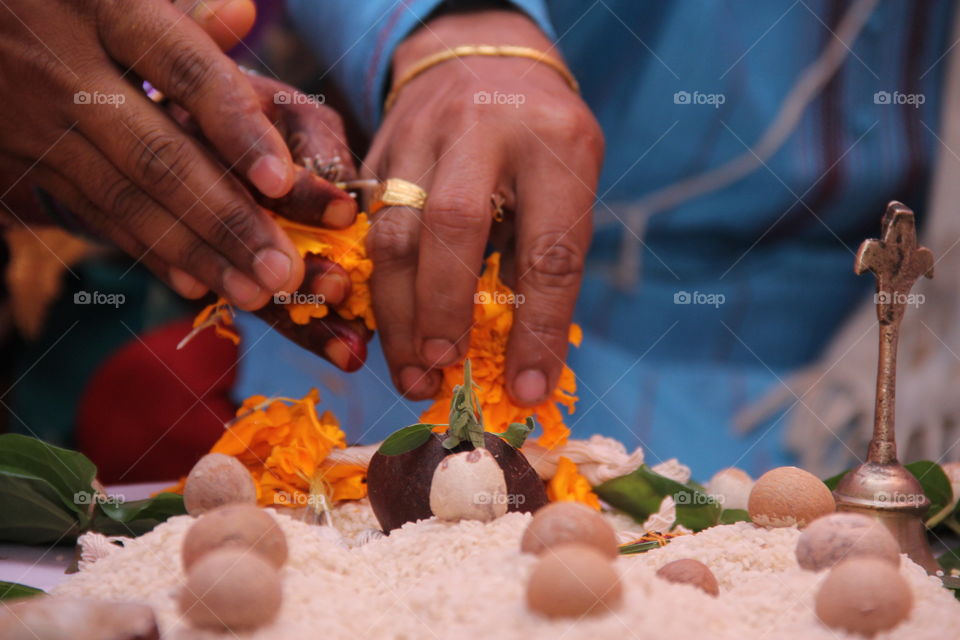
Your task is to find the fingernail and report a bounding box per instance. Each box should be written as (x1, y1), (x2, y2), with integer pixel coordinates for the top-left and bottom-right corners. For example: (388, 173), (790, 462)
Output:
(324, 338), (354, 370)
(222, 267), (263, 307)
(168, 267), (208, 299)
(322, 199), (356, 227)
(312, 272), (349, 305)
(190, 1), (213, 21)
(514, 369), (547, 404)
(421, 338), (457, 368)
(248, 155), (291, 199)
(253, 248), (292, 291)
(400, 365), (433, 397)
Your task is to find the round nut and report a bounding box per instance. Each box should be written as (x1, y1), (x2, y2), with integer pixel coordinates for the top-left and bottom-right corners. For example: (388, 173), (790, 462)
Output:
(521, 502), (618, 559)
(526, 543), (623, 618)
(183, 453), (256, 516)
(182, 504), (287, 570)
(748, 466), (835, 528)
(796, 512), (900, 571)
(815, 557), (912, 637)
(656, 558), (719, 596)
(180, 548), (282, 631)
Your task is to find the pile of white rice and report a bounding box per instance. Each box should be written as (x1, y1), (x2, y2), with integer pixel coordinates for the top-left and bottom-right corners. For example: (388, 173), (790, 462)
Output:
(54, 500), (960, 639)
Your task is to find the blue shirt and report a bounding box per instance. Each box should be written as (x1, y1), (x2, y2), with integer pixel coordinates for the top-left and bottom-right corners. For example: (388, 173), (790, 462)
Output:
(235, 0), (954, 477)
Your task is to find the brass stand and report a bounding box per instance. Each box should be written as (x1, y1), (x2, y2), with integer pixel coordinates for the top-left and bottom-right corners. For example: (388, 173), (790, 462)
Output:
(832, 201), (941, 574)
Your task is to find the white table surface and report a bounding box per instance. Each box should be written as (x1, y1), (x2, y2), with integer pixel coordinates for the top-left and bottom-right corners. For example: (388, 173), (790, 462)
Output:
(0, 482), (171, 591)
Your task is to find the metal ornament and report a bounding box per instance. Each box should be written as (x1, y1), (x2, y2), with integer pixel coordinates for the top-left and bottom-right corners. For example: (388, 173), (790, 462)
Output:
(833, 201), (940, 574)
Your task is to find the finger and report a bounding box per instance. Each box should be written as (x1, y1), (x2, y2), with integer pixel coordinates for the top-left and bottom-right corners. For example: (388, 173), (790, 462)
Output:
(97, 0), (294, 198)
(71, 77), (304, 299)
(45, 131), (273, 310)
(258, 166), (357, 228)
(174, 0), (257, 51)
(29, 164), (207, 299)
(364, 143), (440, 396)
(506, 163), (594, 406)
(414, 136), (497, 368)
(255, 307), (371, 372)
(250, 74), (359, 227)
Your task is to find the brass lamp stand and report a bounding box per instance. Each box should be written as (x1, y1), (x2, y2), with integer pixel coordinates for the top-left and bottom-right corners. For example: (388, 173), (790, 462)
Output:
(832, 201), (941, 574)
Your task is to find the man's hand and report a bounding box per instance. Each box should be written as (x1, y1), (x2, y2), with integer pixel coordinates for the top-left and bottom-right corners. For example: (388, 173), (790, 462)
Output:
(365, 9), (603, 404)
(0, 0), (351, 311)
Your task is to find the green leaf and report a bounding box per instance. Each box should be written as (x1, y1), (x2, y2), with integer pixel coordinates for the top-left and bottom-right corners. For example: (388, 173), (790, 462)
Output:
(378, 424), (437, 456)
(719, 509), (751, 524)
(93, 492), (187, 537)
(498, 417), (536, 449)
(823, 470), (848, 491)
(0, 434), (100, 544)
(0, 434), (97, 515)
(905, 461), (953, 521)
(618, 540), (662, 555)
(0, 580), (44, 601)
(594, 465), (722, 531)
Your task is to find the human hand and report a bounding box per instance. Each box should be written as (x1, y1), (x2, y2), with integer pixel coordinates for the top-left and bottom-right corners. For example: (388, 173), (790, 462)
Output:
(364, 8), (603, 403)
(176, 0), (369, 370)
(0, 0), (347, 311)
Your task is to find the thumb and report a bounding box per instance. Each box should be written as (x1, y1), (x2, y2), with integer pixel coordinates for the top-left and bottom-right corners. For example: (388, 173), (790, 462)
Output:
(175, 0), (257, 51)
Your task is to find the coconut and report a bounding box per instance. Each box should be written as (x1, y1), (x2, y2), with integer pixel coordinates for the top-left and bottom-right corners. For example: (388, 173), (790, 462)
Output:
(429, 448), (508, 522)
(183, 453), (256, 516)
(656, 558), (719, 596)
(182, 504), (288, 570)
(748, 466), (835, 528)
(180, 548), (282, 631)
(526, 543), (623, 618)
(815, 557), (912, 636)
(796, 512), (900, 571)
(368, 431), (548, 532)
(521, 502), (618, 559)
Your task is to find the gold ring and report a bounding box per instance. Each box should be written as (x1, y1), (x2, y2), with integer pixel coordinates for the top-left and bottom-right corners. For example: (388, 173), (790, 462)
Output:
(370, 178), (428, 214)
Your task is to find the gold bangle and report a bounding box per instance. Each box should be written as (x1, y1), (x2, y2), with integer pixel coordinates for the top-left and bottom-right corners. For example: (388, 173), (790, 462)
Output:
(384, 44), (580, 112)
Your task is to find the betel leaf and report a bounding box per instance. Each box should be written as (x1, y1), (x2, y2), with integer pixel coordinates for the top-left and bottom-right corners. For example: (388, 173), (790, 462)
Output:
(0, 434), (97, 516)
(497, 417), (536, 449)
(0, 580), (44, 601)
(0, 434), (99, 544)
(0, 474), (86, 544)
(904, 460), (952, 522)
(378, 424), (437, 456)
(93, 492), (187, 537)
(594, 465), (722, 531)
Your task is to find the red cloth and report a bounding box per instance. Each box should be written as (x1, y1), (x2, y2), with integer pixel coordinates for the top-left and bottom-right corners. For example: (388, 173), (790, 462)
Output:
(76, 318), (238, 483)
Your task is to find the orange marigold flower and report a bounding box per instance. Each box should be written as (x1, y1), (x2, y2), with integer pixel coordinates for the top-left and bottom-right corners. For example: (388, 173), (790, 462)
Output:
(180, 212), (375, 349)
(420, 253), (579, 449)
(275, 213), (375, 330)
(203, 389), (366, 508)
(547, 456), (601, 510)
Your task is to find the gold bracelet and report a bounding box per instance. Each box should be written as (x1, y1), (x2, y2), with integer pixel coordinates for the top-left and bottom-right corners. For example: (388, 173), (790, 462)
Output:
(384, 44), (580, 112)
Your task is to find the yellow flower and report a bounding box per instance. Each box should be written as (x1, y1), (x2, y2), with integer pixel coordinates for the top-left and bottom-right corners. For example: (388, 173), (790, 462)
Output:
(546, 456), (600, 510)
(420, 253), (580, 449)
(206, 390), (366, 508)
